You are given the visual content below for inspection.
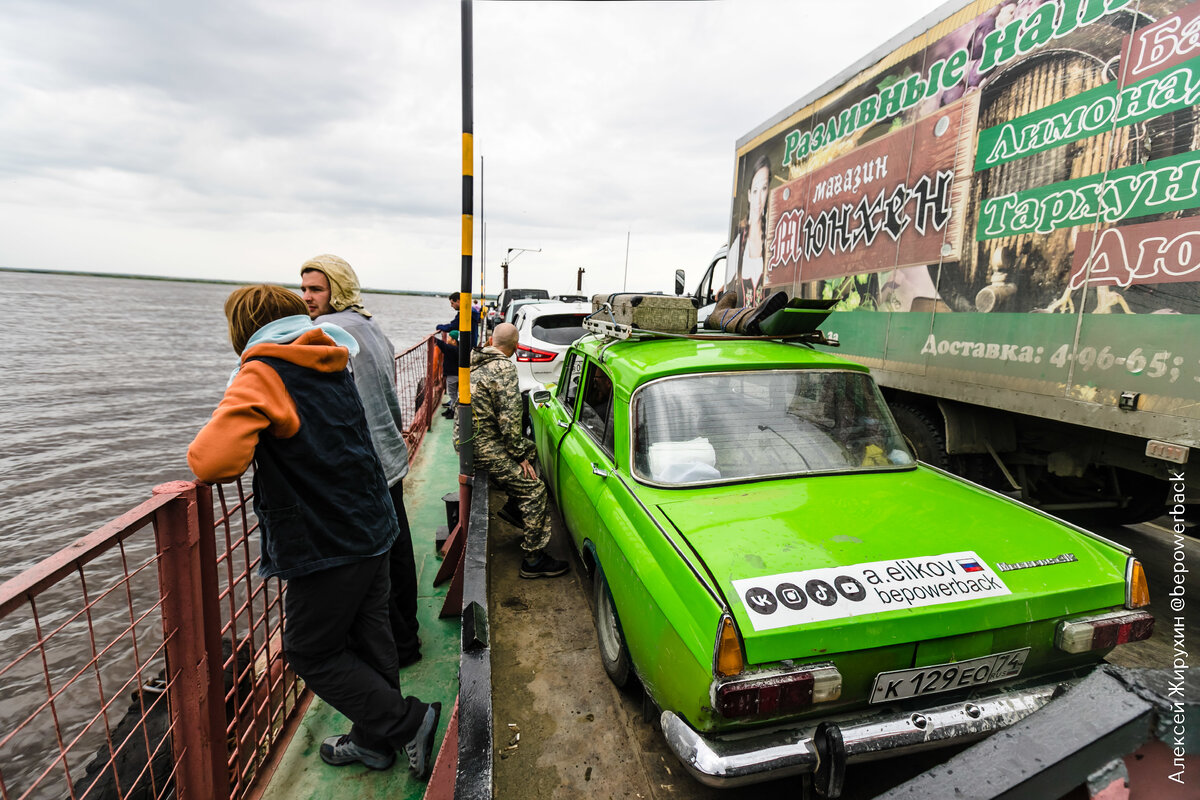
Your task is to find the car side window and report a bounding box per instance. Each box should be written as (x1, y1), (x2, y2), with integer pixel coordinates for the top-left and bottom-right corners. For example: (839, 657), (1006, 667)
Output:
(697, 258), (718, 306)
(578, 363), (615, 457)
(560, 353), (584, 415)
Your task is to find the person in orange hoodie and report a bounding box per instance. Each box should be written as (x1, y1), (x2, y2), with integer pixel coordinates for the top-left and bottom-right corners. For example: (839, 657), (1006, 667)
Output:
(187, 285), (440, 779)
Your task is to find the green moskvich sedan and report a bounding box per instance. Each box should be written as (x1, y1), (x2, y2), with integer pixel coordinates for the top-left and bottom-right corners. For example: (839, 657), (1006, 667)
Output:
(528, 333), (1154, 789)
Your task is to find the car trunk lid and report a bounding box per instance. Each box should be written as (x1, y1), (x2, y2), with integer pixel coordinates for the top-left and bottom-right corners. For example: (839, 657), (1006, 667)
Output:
(654, 467), (1128, 665)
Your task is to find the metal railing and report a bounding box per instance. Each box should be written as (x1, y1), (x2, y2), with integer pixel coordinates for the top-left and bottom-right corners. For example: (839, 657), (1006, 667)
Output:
(0, 336), (446, 800)
(397, 334), (447, 458)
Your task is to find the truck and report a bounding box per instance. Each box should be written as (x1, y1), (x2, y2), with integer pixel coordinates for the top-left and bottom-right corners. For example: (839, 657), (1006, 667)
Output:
(686, 0), (1200, 523)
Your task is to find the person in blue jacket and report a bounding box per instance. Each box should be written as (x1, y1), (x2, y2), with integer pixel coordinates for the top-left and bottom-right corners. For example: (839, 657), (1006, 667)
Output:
(434, 292), (480, 419)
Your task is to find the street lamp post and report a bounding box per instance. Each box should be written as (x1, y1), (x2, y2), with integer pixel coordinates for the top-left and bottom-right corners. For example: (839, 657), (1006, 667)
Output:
(500, 247), (541, 290)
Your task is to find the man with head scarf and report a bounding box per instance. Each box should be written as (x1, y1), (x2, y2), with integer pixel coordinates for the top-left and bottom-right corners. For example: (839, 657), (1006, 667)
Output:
(300, 255), (421, 667)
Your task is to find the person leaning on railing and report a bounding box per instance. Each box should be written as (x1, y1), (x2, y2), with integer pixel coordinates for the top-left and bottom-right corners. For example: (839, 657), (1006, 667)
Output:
(187, 284), (441, 780)
(433, 291), (480, 420)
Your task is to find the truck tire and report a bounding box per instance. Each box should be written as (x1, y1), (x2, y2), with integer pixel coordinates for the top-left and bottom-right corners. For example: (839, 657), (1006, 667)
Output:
(889, 403), (950, 470)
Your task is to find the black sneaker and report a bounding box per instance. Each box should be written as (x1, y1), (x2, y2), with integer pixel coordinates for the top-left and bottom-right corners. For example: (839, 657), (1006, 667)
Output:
(320, 734), (395, 770)
(404, 701), (442, 780)
(519, 550), (569, 579)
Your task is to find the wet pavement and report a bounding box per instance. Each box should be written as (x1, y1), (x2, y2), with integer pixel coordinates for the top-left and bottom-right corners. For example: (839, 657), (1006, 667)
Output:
(488, 496), (1192, 799)
(1091, 516), (1198, 671)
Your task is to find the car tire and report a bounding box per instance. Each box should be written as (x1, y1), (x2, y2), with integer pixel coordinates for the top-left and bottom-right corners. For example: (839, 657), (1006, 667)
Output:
(594, 566), (632, 689)
(521, 391), (534, 440)
(889, 402), (950, 469)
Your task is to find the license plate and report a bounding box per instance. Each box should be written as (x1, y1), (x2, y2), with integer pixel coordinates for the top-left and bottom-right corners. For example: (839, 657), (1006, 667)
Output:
(869, 647), (1031, 704)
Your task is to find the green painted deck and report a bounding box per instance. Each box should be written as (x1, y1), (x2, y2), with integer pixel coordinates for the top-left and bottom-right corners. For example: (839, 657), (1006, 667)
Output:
(259, 414), (459, 800)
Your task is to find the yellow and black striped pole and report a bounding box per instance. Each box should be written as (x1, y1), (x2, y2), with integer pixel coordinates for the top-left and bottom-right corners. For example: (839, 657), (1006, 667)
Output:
(459, 0), (475, 479)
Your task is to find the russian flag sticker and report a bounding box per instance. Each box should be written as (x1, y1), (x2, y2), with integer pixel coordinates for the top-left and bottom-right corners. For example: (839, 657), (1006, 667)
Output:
(957, 558), (985, 573)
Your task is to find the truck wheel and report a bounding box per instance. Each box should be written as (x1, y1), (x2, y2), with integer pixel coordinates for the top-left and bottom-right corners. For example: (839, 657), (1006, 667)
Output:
(594, 567), (632, 688)
(889, 403), (950, 469)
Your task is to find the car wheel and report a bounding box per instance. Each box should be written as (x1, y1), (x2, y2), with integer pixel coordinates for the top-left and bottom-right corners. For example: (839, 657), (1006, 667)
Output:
(889, 402), (950, 469)
(594, 567), (632, 688)
(521, 391), (534, 440)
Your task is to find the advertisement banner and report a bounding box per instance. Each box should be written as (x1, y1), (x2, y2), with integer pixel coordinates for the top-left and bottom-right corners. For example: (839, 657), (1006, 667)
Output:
(726, 0), (1200, 406)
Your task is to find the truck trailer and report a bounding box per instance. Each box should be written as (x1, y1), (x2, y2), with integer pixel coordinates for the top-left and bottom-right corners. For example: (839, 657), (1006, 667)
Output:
(689, 0), (1200, 522)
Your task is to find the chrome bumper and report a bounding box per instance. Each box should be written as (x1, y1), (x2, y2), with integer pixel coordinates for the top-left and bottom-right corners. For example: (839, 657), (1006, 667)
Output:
(661, 679), (1076, 788)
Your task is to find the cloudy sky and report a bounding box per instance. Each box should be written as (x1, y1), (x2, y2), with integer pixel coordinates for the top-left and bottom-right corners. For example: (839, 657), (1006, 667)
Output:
(0, 0), (950, 296)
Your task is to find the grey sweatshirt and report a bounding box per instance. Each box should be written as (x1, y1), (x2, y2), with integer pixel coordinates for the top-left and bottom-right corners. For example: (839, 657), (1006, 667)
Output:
(315, 309), (410, 486)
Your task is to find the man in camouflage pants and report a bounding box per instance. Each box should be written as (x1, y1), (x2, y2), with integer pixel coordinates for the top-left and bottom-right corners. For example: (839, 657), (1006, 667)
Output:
(467, 323), (568, 579)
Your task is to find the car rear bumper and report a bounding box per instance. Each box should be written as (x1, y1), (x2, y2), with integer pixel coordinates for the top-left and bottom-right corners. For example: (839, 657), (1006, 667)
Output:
(661, 677), (1075, 787)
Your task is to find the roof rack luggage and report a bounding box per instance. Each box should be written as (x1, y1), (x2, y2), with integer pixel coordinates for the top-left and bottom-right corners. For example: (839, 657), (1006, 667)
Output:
(590, 293), (698, 335)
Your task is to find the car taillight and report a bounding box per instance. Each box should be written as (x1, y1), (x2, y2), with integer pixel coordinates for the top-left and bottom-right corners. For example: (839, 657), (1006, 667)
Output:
(714, 614), (743, 677)
(1054, 610), (1155, 654)
(1126, 557), (1150, 609)
(516, 344), (556, 362)
(714, 664), (842, 719)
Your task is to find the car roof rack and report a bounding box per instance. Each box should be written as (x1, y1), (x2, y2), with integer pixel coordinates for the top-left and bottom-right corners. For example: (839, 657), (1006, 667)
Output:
(582, 310), (840, 348)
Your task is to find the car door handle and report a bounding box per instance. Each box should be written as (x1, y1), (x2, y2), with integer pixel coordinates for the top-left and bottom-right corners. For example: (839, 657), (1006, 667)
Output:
(591, 463), (609, 478)
(557, 421), (570, 429)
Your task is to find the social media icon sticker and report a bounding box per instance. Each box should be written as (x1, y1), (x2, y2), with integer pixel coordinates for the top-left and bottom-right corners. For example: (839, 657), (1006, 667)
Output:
(805, 579), (838, 607)
(776, 582), (808, 610)
(744, 587), (778, 615)
(834, 575), (866, 602)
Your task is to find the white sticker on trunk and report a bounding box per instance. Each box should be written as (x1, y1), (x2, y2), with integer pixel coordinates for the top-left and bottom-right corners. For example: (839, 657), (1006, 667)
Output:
(732, 551), (1011, 631)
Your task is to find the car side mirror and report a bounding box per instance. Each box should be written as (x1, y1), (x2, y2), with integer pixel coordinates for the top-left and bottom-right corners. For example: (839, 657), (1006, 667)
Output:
(531, 390), (551, 406)
(674, 269), (686, 296)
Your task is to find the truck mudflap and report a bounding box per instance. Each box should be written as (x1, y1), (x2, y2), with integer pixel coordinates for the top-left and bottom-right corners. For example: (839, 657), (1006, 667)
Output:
(664, 665), (1194, 798)
(874, 665), (1197, 800)
(661, 677), (1071, 789)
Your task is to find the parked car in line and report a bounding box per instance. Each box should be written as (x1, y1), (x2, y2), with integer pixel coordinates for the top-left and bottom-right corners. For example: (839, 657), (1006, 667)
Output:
(509, 301), (591, 395)
(528, 331), (1154, 790)
(491, 288), (550, 330)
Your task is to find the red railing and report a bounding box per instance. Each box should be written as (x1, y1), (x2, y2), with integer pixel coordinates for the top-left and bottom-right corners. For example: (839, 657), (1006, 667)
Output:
(397, 334), (447, 457)
(0, 336), (446, 800)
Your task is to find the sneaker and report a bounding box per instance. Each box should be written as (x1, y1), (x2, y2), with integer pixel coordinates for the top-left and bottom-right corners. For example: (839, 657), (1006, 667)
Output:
(320, 734), (395, 770)
(404, 701), (442, 780)
(519, 550), (569, 579)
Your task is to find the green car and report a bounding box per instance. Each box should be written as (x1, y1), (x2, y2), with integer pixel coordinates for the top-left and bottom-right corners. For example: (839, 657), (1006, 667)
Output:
(528, 333), (1154, 788)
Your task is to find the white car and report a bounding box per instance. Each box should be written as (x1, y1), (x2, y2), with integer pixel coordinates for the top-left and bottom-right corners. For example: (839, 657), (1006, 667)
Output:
(509, 301), (592, 394)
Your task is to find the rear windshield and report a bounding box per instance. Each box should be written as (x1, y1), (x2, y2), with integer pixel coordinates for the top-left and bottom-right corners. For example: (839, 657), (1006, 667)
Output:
(504, 289), (549, 306)
(632, 370), (913, 485)
(532, 314), (588, 345)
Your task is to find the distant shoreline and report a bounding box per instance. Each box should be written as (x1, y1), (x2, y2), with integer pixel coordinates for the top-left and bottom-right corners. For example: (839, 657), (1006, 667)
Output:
(0, 265), (489, 299)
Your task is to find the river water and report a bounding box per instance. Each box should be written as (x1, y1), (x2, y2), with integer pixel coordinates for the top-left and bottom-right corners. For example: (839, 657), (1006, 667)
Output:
(0, 269), (451, 584)
(0, 270), (454, 796)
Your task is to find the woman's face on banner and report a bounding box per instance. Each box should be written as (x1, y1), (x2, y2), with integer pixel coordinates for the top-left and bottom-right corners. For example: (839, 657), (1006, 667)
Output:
(748, 166), (770, 223)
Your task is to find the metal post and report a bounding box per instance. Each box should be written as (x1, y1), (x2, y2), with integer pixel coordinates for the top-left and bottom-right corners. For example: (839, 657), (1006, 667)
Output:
(151, 481), (230, 800)
(459, 0), (475, 488)
(426, 336), (438, 433)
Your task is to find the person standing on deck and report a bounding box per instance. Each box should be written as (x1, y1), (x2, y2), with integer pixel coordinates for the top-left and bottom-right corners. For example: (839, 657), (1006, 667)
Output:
(467, 322), (568, 579)
(433, 291), (480, 420)
(188, 284), (440, 777)
(299, 254), (421, 667)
